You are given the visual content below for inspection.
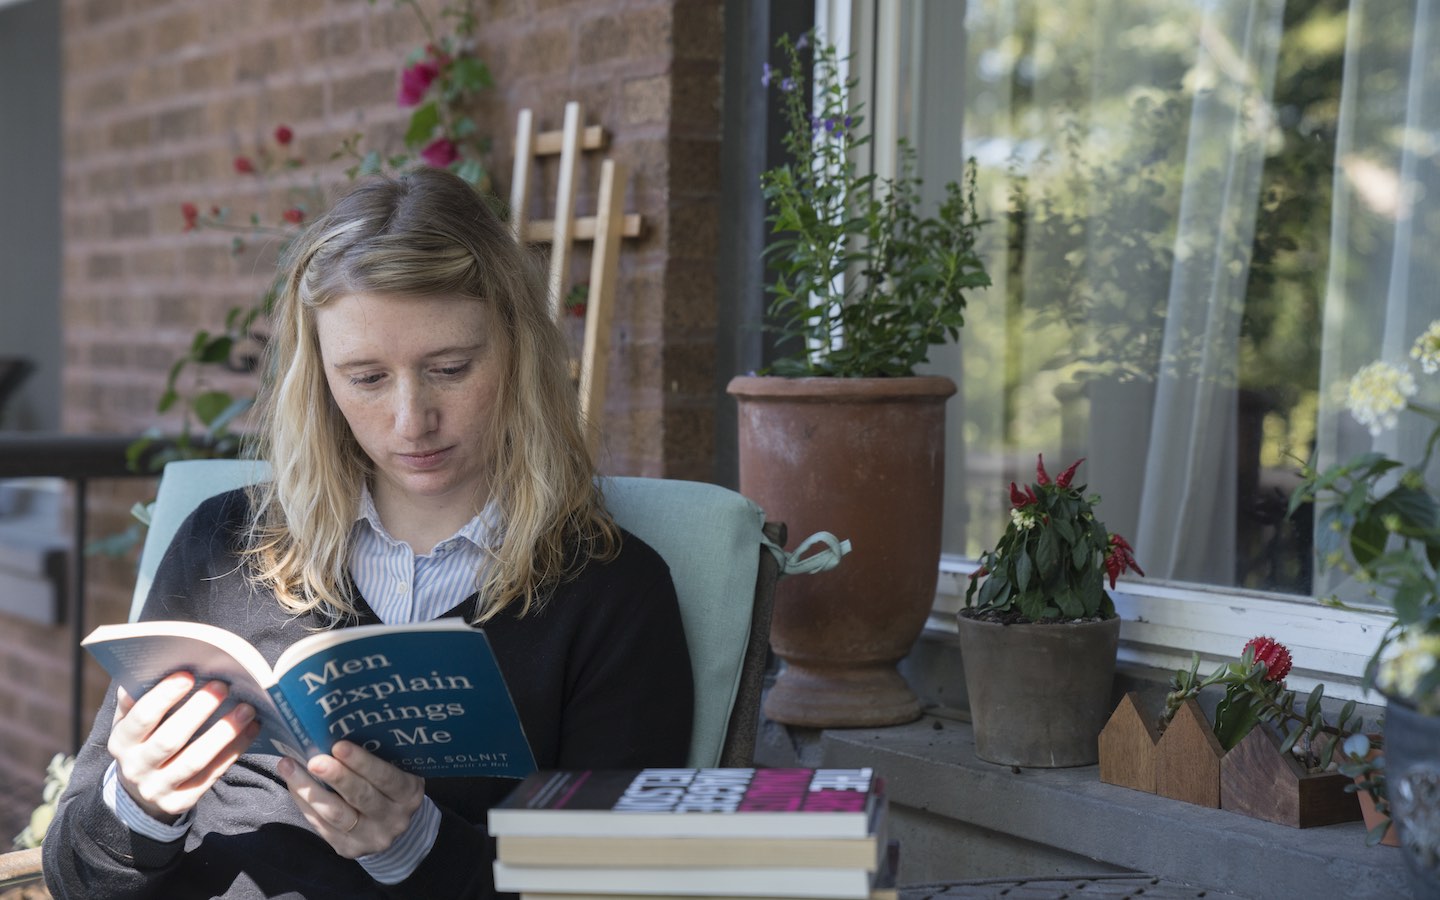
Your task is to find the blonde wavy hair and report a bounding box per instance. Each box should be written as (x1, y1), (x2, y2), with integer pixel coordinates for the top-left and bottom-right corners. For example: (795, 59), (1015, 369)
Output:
(243, 168), (617, 624)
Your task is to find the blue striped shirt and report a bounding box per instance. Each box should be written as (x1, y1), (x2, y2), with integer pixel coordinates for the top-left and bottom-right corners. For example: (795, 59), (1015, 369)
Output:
(105, 485), (499, 885)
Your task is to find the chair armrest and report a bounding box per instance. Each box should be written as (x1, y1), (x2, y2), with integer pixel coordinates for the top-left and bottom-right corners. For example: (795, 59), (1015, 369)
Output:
(0, 847), (44, 890)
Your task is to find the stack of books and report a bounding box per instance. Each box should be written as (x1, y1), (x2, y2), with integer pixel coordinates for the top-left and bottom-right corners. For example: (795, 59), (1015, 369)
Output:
(488, 767), (895, 900)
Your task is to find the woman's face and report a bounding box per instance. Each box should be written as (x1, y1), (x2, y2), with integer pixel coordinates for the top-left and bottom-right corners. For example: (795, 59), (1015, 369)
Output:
(315, 291), (506, 536)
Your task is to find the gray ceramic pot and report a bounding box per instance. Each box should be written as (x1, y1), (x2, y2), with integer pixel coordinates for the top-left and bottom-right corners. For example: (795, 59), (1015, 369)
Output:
(956, 614), (1121, 767)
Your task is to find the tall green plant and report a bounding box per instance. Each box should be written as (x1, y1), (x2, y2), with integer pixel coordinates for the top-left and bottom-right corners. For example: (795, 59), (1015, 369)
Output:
(760, 33), (990, 377)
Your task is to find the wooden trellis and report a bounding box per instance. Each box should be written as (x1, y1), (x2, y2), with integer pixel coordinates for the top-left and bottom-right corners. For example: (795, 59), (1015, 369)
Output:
(509, 101), (642, 457)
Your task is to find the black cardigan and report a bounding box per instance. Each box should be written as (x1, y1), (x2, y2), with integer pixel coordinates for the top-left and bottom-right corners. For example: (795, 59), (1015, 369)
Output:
(44, 488), (694, 899)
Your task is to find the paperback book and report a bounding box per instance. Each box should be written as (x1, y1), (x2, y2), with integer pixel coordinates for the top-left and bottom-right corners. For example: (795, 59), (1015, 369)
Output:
(489, 768), (882, 839)
(495, 834), (900, 900)
(82, 618), (536, 779)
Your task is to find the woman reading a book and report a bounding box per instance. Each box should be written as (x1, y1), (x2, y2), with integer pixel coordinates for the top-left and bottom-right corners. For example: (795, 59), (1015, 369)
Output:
(45, 168), (695, 898)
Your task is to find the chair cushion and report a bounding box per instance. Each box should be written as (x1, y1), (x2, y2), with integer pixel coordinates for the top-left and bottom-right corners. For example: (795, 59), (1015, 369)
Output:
(130, 458), (273, 620)
(601, 477), (764, 768)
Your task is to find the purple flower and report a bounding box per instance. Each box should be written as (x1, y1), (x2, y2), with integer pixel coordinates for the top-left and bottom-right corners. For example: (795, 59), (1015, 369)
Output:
(780, 76), (796, 93)
(796, 33), (810, 50)
(761, 62), (773, 87)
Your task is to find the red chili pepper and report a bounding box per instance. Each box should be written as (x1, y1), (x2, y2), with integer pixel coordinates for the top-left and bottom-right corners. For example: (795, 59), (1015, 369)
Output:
(1056, 457), (1085, 488)
(1010, 482), (1037, 508)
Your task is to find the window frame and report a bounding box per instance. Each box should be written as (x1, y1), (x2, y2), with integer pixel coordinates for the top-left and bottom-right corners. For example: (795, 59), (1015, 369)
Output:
(823, 0), (1394, 703)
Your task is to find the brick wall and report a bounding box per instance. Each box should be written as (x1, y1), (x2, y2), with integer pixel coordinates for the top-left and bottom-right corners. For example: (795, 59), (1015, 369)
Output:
(0, 0), (722, 838)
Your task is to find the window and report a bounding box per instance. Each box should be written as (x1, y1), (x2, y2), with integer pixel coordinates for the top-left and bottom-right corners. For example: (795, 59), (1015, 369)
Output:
(824, 0), (1439, 698)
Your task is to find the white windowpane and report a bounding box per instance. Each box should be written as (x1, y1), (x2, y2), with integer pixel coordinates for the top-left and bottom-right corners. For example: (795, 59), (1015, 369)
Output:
(873, 0), (1440, 601)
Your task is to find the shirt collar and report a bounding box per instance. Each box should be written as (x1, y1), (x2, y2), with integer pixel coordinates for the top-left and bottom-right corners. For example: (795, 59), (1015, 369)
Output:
(354, 483), (498, 553)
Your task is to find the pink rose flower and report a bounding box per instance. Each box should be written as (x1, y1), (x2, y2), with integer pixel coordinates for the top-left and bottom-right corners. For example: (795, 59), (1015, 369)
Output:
(420, 137), (459, 167)
(397, 60), (440, 107)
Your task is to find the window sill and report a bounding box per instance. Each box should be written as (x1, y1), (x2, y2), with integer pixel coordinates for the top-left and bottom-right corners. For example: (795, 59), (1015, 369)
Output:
(755, 709), (1412, 899)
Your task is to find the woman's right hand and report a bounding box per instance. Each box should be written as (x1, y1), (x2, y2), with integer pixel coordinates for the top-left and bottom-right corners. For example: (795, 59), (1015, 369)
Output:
(107, 672), (260, 823)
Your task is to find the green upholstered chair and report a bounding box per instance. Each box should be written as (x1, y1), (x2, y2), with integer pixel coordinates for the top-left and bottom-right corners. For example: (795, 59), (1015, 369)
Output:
(127, 458), (788, 769)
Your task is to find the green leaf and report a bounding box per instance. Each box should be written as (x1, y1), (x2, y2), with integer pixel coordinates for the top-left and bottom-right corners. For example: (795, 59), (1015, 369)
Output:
(1279, 722), (1304, 755)
(1305, 684), (1324, 721)
(192, 391), (234, 426)
(359, 150), (383, 177)
(456, 159), (485, 186)
(449, 57), (492, 91)
(1212, 683), (1261, 750)
(1016, 591), (1054, 622)
(204, 396), (253, 436)
(197, 336), (233, 364)
(405, 102), (441, 146)
(1052, 586), (1083, 618)
(1014, 549), (1034, 593)
(1036, 527), (1060, 581)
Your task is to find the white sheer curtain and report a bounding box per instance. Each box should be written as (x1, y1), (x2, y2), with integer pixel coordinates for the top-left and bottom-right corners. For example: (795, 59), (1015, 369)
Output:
(1136, 1), (1285, 582)
(888, 0), (1439, 597)
(1315, 0), (1440, 591)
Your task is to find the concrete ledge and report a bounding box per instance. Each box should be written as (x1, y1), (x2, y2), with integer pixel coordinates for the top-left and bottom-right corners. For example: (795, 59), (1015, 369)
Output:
(803, 715), (1411, 899)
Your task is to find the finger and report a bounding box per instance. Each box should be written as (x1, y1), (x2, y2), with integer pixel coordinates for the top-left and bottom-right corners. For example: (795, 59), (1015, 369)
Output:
(112, 672), (196, 742)
(282, 756), (359, 834)
(329, 742), (420, 804)
(170, 715), (261, 796)
(164, 702), (258, 786)
(113, 709), (260, 822)
(140, 681), (233, 766)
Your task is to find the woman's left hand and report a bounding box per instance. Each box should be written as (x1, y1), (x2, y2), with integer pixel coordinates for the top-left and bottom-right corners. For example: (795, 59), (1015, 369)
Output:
(278, 741), (425, 858)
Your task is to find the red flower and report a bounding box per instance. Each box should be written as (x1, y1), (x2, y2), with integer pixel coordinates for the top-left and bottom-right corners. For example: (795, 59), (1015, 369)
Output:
(1056, 457), (1085, 488)
(234, 155), (255, 174)
(1103, 533), (1144, 588)
(274, 124), (293, 146)
(282, 208), (305, 225)
(1243, 636), (1292, 682)
(1036, 454), (1051, 486)
(420, 137), (459, 167)
(180, 202), (199, 231)
(397, 60), (441, 106)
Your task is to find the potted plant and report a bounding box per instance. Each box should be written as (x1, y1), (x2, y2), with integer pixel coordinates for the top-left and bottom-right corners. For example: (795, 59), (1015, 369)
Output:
(1290, 319), (1440, 891)
(959, 455), (1142, 766)
(1158, 637), (1379, 832)
(727, 33), (991, 728)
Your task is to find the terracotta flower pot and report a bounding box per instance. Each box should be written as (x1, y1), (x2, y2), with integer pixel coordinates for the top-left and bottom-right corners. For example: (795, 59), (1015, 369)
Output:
(728, 375), (955, 728)
(956, 613), (1120, 767)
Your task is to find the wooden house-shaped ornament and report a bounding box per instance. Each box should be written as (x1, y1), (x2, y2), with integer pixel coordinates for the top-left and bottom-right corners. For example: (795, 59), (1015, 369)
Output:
(1154, 698), (1224, 808)
(1098, 692), (1160, 794)
(1220, 724), (1362, 828)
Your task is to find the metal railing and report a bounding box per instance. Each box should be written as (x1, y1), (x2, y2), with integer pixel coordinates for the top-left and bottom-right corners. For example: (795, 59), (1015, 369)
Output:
(0, 433), (160, 751)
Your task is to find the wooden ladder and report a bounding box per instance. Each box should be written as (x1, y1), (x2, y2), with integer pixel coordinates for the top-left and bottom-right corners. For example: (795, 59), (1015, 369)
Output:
(509, 101), (642, 457)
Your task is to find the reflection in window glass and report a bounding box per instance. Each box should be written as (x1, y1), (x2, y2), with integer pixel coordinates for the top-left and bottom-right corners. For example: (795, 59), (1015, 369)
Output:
(890, 0), (1440, 597)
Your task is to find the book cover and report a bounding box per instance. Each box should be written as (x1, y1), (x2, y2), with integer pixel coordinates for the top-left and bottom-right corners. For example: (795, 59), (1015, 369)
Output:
(82, 618), (536, 779)
(489, 768), (881, 839)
